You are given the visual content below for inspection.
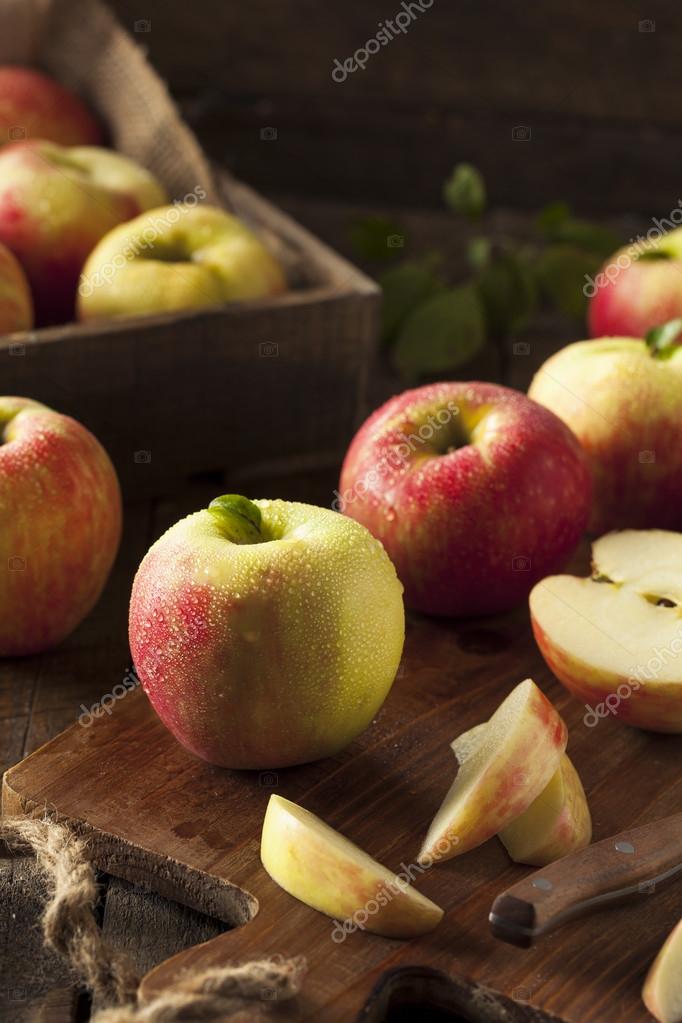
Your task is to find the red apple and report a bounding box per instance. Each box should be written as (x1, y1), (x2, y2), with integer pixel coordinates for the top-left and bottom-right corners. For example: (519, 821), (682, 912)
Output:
(0, 240), (32, 334)
(588, 225), (682, 338)
(0, 141), (167, 324)
(0, 66), (102, 148)
(338, 382), (591, 617)
(0, 397), (121, 656)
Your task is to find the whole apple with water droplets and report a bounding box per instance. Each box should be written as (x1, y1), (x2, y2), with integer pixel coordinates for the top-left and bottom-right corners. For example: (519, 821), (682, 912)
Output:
(129, 495), (405, 769)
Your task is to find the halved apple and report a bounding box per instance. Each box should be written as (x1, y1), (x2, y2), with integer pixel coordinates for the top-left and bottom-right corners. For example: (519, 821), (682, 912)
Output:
(643, 919), (682, 1023)
(530, 530), (682, 733)
(451, 725), (591, 865)
(260, 794), (443, 938)
(418, 679), (567, 863)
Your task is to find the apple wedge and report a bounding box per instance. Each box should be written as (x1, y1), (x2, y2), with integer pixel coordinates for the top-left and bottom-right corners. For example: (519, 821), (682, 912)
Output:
(643, 919), (682, 1023)
(530, 530), (682, 733)
(451, 725), (591, 866)
(418, 679), (567, 863)
(260, 795), (443, 939)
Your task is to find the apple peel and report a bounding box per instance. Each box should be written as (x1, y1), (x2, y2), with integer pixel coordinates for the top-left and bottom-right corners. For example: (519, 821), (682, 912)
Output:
(643, 918), (682, 1023)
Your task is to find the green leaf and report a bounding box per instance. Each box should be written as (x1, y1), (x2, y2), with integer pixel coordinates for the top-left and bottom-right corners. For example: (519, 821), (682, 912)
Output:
(443, 163), (486, 218)
(536, 201), (571, 234)
(536, 204), (619, 257)
(534, 244), (601, 321)
(467, 236), (492, 272)
(379, 260), (444, 346)
(475, 250), (537, 336)
(392, 285), (486, 380)
(348, 216), (407, 261)
(645, 319), (682, 358)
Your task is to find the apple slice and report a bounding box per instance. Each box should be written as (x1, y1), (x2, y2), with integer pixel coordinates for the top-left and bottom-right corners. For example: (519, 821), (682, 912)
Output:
(451, 725), (591, 866)
(530, 530), (682, 733)
(261, 795), (443, 939)
(643, 919), (682, 1023)
(418, 679), (567, 863)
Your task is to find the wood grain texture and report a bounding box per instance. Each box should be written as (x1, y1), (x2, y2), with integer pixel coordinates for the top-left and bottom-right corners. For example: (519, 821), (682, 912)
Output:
(4, 563), (681, 1022)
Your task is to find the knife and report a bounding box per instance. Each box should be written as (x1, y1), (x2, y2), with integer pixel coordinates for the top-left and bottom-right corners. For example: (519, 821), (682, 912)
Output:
(489, 812), (682, 947)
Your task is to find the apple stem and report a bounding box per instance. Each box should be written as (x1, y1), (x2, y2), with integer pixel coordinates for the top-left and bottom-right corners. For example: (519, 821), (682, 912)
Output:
(208, 494), (264, 544)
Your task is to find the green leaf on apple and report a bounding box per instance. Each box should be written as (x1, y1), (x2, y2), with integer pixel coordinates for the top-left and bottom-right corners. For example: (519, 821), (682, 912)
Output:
(534, 245), (601, 321)
(475, 249), (537, 336)
(443, 163), (486, 218)
(392, 285), (486, 379)
(349, 215), (407, 261)
(645, 318), (682, 358)
(378, 259), (444, 346)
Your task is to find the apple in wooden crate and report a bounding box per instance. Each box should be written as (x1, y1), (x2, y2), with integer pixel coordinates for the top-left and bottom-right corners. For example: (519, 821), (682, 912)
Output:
(129, 496), (405, 769)
(451, 723), (591, 866)
(0, 397), (121, 655)
(588, 226), (682, 338)
(418, 679), (567, 863)
(643, 918), (682, 1023)
(339, 382), (591, 617)
(529, 333), (682, 533)
(0, 65), (102, 148)
(530, 530), (682, 732)
(78, 204), (287, 322)
(0, 240), (32, 334)
(0, 141), (167, 324)
(261, 795), (443, 939)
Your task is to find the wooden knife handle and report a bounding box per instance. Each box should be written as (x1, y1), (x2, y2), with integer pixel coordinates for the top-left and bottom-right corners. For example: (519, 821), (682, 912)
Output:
(489, 813), (682, 947)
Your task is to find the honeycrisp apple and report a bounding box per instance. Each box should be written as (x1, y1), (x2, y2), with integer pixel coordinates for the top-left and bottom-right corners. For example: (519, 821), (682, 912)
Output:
(588, 225), (682, 338)
(0, 141), (167, 324)
(261, 795), (443, 939)
(529, 335), (682, 533)
(452, 723), (591, 866)
(0, 66), (102, 147)
(0, 397), (121, 656)
(129, 495), (404, 769)
(643, 918), (682, 1023)
(78, 204), (287, 322)
(418, 679), (567, 862)
(530, 530), (682, 732)
(0, 240), (32, 334)
(339, 382), (591, 617)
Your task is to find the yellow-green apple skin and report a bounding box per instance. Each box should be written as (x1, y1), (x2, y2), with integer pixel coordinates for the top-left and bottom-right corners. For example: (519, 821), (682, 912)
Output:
(0, 66), (102, 148)
(129, 496), (404, 769)
(0, 141), (167, 325)
(78, 204), (287, 322)
(643, 918), (682, 1023)
(418, 679), (567, 863)
(0, 241), (32, 334)
(452, 724), (591, 866)
(589, 226), (682, 339)
(530, 530), (682, 733)
(529, 337), (682, 533)
(261, 795), (443, 938)
(339, 381), (591, 617)
(0, 397), (122, 655)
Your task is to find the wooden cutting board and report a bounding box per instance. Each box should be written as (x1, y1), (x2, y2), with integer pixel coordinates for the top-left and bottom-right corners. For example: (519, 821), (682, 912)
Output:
(3, 597), (681, 1022)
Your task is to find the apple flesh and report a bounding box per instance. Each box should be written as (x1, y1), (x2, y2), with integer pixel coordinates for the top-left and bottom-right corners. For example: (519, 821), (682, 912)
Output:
(339, 382), (591, 617)
(129, 495), (404, 769)
(0, 65), (102, 148)
(261, 795), (443, 939)
(418, 679), (567, 863)
(0, 141), (167, 325)
(529, 337), (682, 533)
(643, 919), (682, 1023)
(0, 240), (32, 333)
(0, 397), (122, 655)
(452, 724), (591, 866)
(530, 530), (682, 732)
(589, 226), (682, 338)
(78, 203), (287, 322)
